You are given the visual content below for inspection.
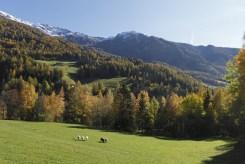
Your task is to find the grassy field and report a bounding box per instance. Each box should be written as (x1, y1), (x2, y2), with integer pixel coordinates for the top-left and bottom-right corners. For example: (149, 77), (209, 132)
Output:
(0, 121), (235, 164)
(35, 60), (78, 84)
(87, 77), (126, 89)
(35, 60), (126, 88)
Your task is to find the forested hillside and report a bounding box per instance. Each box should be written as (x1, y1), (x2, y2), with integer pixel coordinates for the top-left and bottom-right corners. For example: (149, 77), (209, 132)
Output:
(0, 16), (81, 59)
(77, 49), (200, 96)
(0, 15), (200, 97)
(94, 32), (238, 85)
(0, 14), (245, 141)
(1, 11), (238, 86)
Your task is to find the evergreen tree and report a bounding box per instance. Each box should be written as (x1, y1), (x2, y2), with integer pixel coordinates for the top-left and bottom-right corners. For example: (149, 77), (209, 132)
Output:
(165, 93), (182, 128)
(35, 89), (65, 122)
(137, 90), (154, 132)
(182, 93), (204, 137)
(155, 96), (167, 129)
(150, 97), (160, 124)
(113, 85), (136, 132)
(203, 90), (211, 112)
(64, 82), (92, 124)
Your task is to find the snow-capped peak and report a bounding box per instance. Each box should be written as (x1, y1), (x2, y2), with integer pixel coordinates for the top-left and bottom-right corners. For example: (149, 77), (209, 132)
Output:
(0, 10), (33, 26)
(32, 23), (75, 36)
(0, 10), (105, 45)
(0, 10), (78, 37)
(116, 31), (143, 39)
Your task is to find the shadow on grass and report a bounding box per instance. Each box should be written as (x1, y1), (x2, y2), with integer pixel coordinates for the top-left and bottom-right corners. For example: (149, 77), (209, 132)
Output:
(153, 135), (234, 142)
(68, 124), (245, 163)
(68, 125), (175, 139)
(67, 124), (233, 142)
(203, 142), (245, 164)
(67, 125), (134, 136)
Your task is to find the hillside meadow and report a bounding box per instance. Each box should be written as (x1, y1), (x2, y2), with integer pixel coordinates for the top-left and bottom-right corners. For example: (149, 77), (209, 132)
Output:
(35, 59), (126, 88)
(0, 120), (237, 164)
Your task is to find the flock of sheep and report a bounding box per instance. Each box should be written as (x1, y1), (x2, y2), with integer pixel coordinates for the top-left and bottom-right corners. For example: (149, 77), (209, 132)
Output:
(75, 135), (108, 143)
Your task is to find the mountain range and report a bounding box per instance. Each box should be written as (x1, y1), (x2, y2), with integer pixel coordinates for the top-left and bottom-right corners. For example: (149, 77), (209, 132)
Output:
(0, 12), (200, 97)
(95, 33), (238, 85)
(0, 10), (239, 85)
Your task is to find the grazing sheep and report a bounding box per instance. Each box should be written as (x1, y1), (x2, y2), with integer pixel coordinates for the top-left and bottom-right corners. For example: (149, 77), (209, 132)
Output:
(75, 135), (89, 141)
(75, 135), (81, 141)
(100, 137), (108, 143)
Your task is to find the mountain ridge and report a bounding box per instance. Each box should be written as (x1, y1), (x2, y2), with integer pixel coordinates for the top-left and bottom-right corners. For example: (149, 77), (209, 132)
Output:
(94, 32), (238, 85)
(0, 10), (238, 85)
(0, 14), (200, 97)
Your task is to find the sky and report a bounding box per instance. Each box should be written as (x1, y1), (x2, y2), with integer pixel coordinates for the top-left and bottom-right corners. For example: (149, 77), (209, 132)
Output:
(1, 0), (245, 48)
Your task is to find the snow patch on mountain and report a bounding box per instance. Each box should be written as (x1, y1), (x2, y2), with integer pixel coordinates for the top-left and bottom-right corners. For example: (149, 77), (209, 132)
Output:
(0, 11), (33, 26)
(0, 10), (92, 38)
(0, 10), (144, 44)
(0, 10), (74, 37)
(32, 24), (74, 36)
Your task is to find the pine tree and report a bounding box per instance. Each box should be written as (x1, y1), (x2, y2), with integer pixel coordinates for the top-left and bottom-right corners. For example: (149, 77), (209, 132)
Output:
(203, 90), (211, 112)
(137, 90), (153, 132)
(155, 96), (167, 129)
(64, 82), (92, 124)
(150, 97), (160, 124)
(113, 85), (137, 132)
(182, 93), (204, 137)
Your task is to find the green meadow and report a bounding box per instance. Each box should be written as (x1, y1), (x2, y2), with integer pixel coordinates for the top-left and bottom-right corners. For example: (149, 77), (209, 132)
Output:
(35, 60), (125, 88)
(0, 120), (236, 164)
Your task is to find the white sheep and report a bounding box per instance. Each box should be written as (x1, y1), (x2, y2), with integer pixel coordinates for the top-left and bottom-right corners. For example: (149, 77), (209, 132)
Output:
(75, 135), (81, 141)
(74, 135), (89, 141)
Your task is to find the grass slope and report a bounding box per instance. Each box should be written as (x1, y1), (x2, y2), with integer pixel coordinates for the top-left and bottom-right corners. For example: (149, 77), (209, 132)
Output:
(35, 59), (126, 88)
(87, 77), (126, 88)
(35, 60), (78, 84)
(0, 121), (233, 164)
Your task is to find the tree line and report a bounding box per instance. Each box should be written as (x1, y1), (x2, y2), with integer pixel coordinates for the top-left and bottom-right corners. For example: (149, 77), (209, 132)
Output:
(77, 50), (200, 97)
(0, 78), (240, 138)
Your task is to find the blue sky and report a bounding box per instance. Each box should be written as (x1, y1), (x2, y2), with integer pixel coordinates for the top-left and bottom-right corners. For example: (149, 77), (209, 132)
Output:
(1, 0), (245, 47)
